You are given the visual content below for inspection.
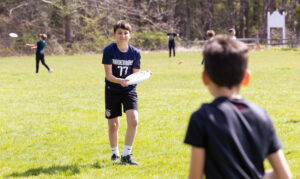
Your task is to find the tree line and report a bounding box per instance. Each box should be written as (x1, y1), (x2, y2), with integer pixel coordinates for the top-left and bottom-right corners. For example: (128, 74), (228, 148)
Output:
(0, 0), (299, 56)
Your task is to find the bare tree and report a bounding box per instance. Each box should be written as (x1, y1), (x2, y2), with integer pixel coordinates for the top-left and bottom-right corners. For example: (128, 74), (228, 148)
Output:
(244, 0), (250, 37)
(199, 0), (214, 33)
(62, 0), (73, 43)
(289, 0), (296, 33)
(237, 0), (250, 37)
(238, 0), (244, 37)
(260, 0), (271, 39)
(281, 0), (287, 12)
(184, 0), (191, 39)
(227, 0), (236, 28)
(252, 0), (260, 27)
(296, 7), (300, 38)
(1, 0), (300, 56)
(166, 0), (176, 27)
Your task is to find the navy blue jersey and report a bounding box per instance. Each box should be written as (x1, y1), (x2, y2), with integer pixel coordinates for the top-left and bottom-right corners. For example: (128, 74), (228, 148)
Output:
(36, 40), (46, 54)
(102, 43), (141, 92)
(184, 97), (282, 179)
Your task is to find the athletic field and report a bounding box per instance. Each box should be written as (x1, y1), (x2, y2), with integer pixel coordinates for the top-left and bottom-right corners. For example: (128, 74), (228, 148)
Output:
(0, 50), (299, 178)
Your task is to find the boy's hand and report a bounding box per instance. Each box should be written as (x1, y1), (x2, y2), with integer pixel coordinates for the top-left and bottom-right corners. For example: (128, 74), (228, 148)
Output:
(146, 69), (152, 75)
(120, 79), (129, 87)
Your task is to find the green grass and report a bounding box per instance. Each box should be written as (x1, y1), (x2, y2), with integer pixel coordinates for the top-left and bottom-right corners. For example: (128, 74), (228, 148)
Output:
(0, 50), (299, 178)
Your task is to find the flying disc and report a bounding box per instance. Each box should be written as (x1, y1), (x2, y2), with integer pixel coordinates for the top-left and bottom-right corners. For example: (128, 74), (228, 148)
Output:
(126, 71), (151, 85)
(9, 33), (18, 38)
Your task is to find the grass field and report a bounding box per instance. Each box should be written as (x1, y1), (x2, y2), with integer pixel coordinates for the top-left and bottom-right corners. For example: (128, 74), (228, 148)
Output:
(0, 50), (299, 178)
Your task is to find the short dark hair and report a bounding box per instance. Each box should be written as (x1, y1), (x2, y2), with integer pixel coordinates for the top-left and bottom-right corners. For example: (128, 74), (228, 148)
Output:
(203, 35), (248, 88)
(113, 20), (132, 33)
(40, 33), (47, 40)
(206, 30), (215, 38)
(228, 28), (235, 34)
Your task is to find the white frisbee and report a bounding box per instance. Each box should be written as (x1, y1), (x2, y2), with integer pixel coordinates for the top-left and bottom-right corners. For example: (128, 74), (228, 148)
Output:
(126, 71), (151, 85)
(9, 33), (18, 38)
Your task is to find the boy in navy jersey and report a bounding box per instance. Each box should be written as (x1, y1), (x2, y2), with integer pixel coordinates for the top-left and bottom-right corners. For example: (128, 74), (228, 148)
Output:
(102, 20), (143, 165)
(184, 35), (291, 178)
(25, 34), (53, 74)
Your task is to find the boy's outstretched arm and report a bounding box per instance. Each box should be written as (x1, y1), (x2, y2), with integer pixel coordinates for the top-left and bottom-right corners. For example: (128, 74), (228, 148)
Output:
(188, 147), (205, 179)
(25, 44), (37, 48)
(263, 150), (292, 179)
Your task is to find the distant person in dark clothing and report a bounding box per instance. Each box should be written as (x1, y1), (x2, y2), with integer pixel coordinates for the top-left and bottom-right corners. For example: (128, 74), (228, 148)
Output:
(167, 28), (179, 57)
(185, 35), (292, 179)
(26, 34), (53, 74)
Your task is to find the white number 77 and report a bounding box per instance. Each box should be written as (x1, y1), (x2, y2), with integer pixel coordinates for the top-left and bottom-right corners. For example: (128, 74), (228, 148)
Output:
(117, 66), (128, 76)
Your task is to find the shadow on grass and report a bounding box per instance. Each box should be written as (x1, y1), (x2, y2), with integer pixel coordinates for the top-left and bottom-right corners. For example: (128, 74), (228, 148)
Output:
(5, 161), (107, 178)
(284, 120), (300, 124)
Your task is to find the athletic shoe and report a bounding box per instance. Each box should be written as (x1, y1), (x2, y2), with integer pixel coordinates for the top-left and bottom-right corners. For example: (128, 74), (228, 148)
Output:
(121, 154), (138, 165)
(48, 69), (53, 73)
(111, 154), (120, 162)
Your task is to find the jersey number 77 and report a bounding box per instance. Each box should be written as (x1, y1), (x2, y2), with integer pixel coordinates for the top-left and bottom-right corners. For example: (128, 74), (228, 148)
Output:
(117, 66), (128, 76)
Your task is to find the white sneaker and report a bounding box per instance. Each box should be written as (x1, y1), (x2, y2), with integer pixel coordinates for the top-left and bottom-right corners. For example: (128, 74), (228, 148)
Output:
(48, 69), (53, 73)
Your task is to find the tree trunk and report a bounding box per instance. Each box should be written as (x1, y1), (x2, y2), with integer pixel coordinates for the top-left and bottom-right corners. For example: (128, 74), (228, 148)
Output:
(166, 0), (176, 27)
(184, 0), (191, 39)
(281, 0), (286, 12)
(202, 0), (214, 31)
(62, 0), (73, 43)
(198, 0), (206, 38)
(148, 0), (160, 21)
(252, 0), (260, 24)
(244, 0), (250, 37)
(238, 0), (244, 37)
(133, 0), (142, 29)
(174, 0), (185, 38)
(260, 0), (270, 39)
(289, 0), (296, 32)
(208, 0), (214, 30)
(227, 0), (236, 28)
(270, 0), (276, 12)
(296, 6), (300, 38)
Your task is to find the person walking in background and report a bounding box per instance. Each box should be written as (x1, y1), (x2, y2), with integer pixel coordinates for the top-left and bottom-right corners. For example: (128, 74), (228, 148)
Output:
(167, 28), (179, 57)
(229, 28), (237, 40)
(25, 33), (53, 74)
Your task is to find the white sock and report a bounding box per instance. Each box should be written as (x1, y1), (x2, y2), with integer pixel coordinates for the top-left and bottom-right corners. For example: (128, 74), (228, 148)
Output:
(122, 145), (132, 157)
(111, 146), (119, 156)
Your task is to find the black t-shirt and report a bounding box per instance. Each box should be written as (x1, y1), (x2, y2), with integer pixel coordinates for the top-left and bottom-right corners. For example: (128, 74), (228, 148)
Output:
(184, 97), (282, 179)
(167, 33), (177, 41)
